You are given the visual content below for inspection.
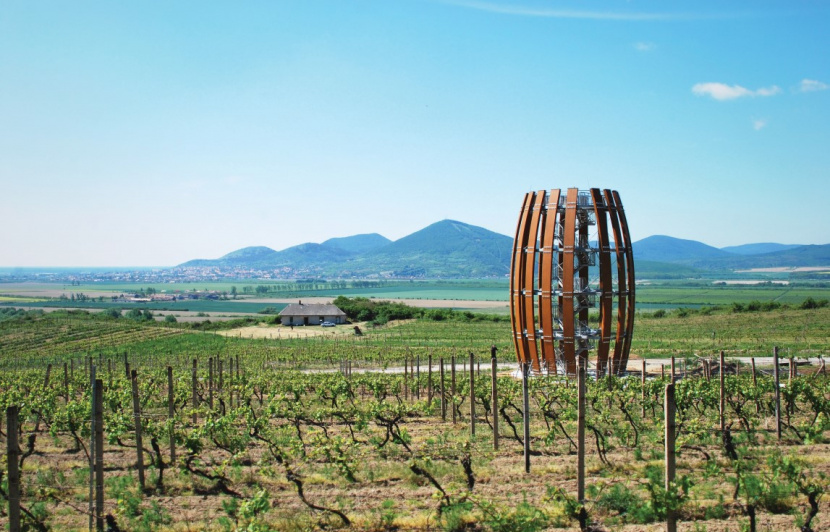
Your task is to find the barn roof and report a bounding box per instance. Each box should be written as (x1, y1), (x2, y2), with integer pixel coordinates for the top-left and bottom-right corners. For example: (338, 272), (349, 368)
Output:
(278, 303), (347, 317)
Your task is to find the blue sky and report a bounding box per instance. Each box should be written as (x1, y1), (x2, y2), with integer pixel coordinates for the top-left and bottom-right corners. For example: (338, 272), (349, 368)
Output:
(2, 1), (828, 267)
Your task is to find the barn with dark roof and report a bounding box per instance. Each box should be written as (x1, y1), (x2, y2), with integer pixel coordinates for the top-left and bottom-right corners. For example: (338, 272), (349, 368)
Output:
(277, 301), (347, 326)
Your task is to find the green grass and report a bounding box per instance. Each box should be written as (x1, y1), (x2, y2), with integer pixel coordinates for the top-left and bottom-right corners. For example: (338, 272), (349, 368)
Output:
(635, 284), (830, 306)
(3, 305), (830, 370)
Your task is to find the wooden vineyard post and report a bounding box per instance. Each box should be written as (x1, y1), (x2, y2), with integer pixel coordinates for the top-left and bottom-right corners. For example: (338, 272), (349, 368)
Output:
(522, 362), (531, 474)
(469, 352), (475, 436)
(227, 358), (233, 410)
(719, 351), (725, 433)
(7, 406), (21, 532)
(773, 346), (781, 440)
(451, 355), (457, 424)
(751, 357), (760, 414)
(788, 357), (794, 416)
(94, 378), (105, 532)
(577, 357), (586, 512)
(192, 359), (198, 424)
(428, 353), (433, 403)
(665, 382), (677, 532)
(124, 352), (129, 379)
(404, 356), (409, 402)
(491, 346), (499, 450)
(131, 370), (146, 491)
(88, 365), (96, 531)
(208, 358), (214, 410)
(167, 366), (176, 464)
(439, 358), (446, 421)
(236, 354), (240, 379)
(63, 362), (69, 401)
(218, 359), (224, 401)
(641, 359), (647, 418)
(416, 355), (420, 401)
(670, 356), (675, 383)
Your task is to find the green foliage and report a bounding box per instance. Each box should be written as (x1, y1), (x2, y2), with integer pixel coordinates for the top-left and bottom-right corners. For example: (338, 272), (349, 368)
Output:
(438, 501), (474, 532)
(478, 496), (549, 532)
(333, 295), (422, 323)
(237, 490), (272, 532)
(635, 465), (693, 523)
(126, 308), (154, 321)
(589, 482), (642, 519)
(732, 300), (782, 312)
(800, 297), (829, 309)
(0, 307), (28, 322)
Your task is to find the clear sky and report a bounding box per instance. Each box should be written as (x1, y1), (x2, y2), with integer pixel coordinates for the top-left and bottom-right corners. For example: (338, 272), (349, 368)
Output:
(2, 1), (828, 267)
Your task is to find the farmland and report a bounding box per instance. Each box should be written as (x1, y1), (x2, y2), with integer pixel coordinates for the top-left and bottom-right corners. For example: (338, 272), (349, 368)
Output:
(1, 305), (829, 531)
(4, 279), (830, 322)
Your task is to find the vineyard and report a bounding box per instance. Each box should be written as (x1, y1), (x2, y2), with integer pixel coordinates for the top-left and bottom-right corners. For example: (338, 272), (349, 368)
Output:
(1, 309), (829, 531)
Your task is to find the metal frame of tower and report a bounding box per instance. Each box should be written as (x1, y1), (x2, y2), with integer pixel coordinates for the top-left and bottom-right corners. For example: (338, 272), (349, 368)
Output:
(510, 188), (635, 376)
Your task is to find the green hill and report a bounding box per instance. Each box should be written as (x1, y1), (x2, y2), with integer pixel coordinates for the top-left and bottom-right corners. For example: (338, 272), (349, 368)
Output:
(354, 220), (512, 277)
(633, 235), (732, 263)
(179, 226), (829, 279)
(177, 220), (511, 278)
(322, 233), (391, 254)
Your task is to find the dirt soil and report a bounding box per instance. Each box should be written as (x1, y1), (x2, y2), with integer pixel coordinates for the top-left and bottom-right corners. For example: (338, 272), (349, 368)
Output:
(215, 320), (410, 340)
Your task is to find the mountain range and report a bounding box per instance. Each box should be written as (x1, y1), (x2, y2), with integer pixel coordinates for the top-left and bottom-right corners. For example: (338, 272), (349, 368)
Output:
(178, 220), (830, 278)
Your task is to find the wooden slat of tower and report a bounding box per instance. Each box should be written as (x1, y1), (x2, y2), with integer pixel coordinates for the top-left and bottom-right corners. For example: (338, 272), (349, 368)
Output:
(510, 192), (535, 366)
(591, 188), (613, 375)
(604, 189), (627, 373)
(577, 193), (590, 360)
(538, 189), (560, 373)
(613, 190), (636, 369)
(522, 191), (546, 372)
(561, 188), (578, 375)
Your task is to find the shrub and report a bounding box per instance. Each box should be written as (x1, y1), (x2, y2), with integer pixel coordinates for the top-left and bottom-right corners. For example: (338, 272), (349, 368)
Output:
(801, 297), (829, 309)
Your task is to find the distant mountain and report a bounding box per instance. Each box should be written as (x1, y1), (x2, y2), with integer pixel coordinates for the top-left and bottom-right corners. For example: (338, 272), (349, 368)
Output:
(353, 220), (512, 277)
(322, 233), (391, 254)
(720, 243), (803, 255)
(695, 244), (830, 270)
(271, 243), (354, 266)
(178, 220), (512, 278)
(633, 235), (732, 264)
(181, 246), (279, 268)
(179, 225), (830, 279)
(633, 235), (830, 271)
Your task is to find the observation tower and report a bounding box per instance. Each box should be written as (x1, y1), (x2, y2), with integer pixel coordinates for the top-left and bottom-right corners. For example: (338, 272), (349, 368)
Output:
(510, 188), (635, 376)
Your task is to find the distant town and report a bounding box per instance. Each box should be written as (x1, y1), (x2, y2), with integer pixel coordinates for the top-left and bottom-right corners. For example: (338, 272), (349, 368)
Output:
(0, 266), (338, 284)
